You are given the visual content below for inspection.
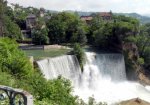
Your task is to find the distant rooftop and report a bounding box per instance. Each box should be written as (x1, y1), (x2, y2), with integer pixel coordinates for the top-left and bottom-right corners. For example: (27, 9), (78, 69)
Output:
(80, 16), (93, 21)
(99, 12), (112, 17)
(27, 14), (36, 18)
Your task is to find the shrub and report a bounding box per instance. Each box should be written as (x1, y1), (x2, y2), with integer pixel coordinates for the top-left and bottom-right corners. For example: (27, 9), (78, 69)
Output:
(73, 43), (85, 72)
(0, 38), (33, 78)
(137, 57), (145, 65)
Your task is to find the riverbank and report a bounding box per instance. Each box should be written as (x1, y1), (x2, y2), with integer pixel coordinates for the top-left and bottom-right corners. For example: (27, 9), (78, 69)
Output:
(19, 44), (71, 50)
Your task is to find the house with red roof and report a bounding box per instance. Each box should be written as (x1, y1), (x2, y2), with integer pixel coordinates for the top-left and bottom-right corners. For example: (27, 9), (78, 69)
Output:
(99, 12), (112, 20)
(81, 12), (112, 24)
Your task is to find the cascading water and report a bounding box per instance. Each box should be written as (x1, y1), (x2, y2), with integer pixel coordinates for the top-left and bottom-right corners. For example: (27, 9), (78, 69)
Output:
(37, 55), (82, 86)
(74, 52), (150, 104)
(37, 51), (150, 104)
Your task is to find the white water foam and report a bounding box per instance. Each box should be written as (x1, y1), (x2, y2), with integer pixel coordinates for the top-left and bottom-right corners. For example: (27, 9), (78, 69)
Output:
(37, 52), (150, 104)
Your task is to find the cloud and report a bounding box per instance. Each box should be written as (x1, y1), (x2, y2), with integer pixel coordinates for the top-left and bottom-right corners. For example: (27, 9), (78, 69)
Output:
(7, 0), (150, 14)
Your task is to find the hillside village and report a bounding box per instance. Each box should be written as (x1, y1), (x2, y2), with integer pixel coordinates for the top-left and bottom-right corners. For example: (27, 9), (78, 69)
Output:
(18, 7), (113, 41)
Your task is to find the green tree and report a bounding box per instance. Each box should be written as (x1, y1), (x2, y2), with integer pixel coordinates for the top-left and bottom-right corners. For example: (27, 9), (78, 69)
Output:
(3, 16), (22, 40)
(143, 47), (150, 67)
(73, 43), (85, 71)
(88, 15), (104, 44)
(77, 26), (87, 45)
(94, 23), (114, 47)
(0, 0), (5, 36)
(47, 12), (87, 44)
(32, 28), (49, 45)
(0, 38), (33, 78)
(47, 13), (67, 44)
(27, 74), (77, 105)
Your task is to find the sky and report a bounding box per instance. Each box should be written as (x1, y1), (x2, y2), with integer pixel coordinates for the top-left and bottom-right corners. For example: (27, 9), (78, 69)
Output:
(7, 0), (150, 15)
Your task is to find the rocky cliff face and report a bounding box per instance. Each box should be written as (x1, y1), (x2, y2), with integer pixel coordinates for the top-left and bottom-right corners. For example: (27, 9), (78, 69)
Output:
(123, 42), (150, 85)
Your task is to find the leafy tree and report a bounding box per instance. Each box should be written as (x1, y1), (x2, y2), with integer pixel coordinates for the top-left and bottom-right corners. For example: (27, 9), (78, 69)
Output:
(143, 47), (150, 67)
(3, 16), (22, 40)
(32, 28), (49, 45)
(0, 1), (22, 39)
(114, 15), (139, 40)
(0, 38), (33, 78)
(0, 70), (16, 87)
(94, 23), (114, 47)
(88, 97), (96, 105)
(76, 26), (87, 45)
(133, 24), (150, 69)
(4, 6), (14, 20)
(47, 12), (87, 44)
(47, 13), (67, 44)
(26, 74), (77, 105)
(0, 0), (5, 36)
(73, 43), (85, 71)
(14, 18), (26, 30)
(65, 15), (87, 44)
(137, 57), (145, 65)
(88, 15), (104, 44)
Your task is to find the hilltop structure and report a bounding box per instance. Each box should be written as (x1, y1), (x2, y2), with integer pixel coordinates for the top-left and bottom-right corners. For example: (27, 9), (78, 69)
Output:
(80, 11), (112, 24)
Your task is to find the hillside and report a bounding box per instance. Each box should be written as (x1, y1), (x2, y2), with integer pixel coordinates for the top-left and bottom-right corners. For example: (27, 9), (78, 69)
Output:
(115, 13), (150, 24)
(20, 8), (150, 24)
(65, 11), (150, 24)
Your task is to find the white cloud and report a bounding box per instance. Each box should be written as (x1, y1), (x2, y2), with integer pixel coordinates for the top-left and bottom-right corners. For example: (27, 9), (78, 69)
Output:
(7, 0), (150, 15)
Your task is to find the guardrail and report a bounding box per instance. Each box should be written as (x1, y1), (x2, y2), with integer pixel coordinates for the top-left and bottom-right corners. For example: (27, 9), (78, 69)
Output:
(0, 85), (33, 105)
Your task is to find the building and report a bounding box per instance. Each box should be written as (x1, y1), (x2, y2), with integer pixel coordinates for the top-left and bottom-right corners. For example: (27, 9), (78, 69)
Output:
(80, 16), (93, 24)
(26, 14), (37, 29)
(99, 12), (112, 20)
(81, 12), (112, 24)
(21, 30), (31, 39)
(21, 14), (37, 39)
(39, 8), (45, 17)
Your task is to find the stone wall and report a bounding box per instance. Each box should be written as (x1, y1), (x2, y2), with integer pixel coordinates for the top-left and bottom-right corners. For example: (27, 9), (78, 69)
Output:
(43, 45), (70, 50)
(19, 44), (71, 50)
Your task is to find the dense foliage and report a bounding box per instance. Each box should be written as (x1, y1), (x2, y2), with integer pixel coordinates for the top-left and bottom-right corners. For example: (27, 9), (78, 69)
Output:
(32, 28), (49, 45)
(3, 16), (22, 39)
(126, 23), (150, 70)
(73, 43), (85, 71)
(0, 38), (78, 105)
(47, 12), (87, 45)
(0, 0), (22, 39)
(0, 38), (32, 78)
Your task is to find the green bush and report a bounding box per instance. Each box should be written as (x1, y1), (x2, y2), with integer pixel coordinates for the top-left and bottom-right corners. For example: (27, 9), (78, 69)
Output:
(73, 43), (85, 72)
(0, 38), (78, 105)
(137, 57), (145, 65)
(32, 28), (49, 45)
(0, 38), (33, 78)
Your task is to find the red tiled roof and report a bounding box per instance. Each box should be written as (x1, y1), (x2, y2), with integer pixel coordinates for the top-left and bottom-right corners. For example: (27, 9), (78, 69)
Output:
(99, 12), (112, 17)
(80, 16), (93, 21)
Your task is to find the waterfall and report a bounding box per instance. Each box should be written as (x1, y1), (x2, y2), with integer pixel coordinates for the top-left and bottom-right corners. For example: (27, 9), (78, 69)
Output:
(37, 52), (150, 104)
(37, 55), (81, 85)
(79, 52), (126, 90)
(83, 52), (126, 81)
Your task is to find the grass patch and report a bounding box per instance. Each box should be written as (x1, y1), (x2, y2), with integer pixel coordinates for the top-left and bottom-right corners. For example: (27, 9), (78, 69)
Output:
(23, 48), (71, 60)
